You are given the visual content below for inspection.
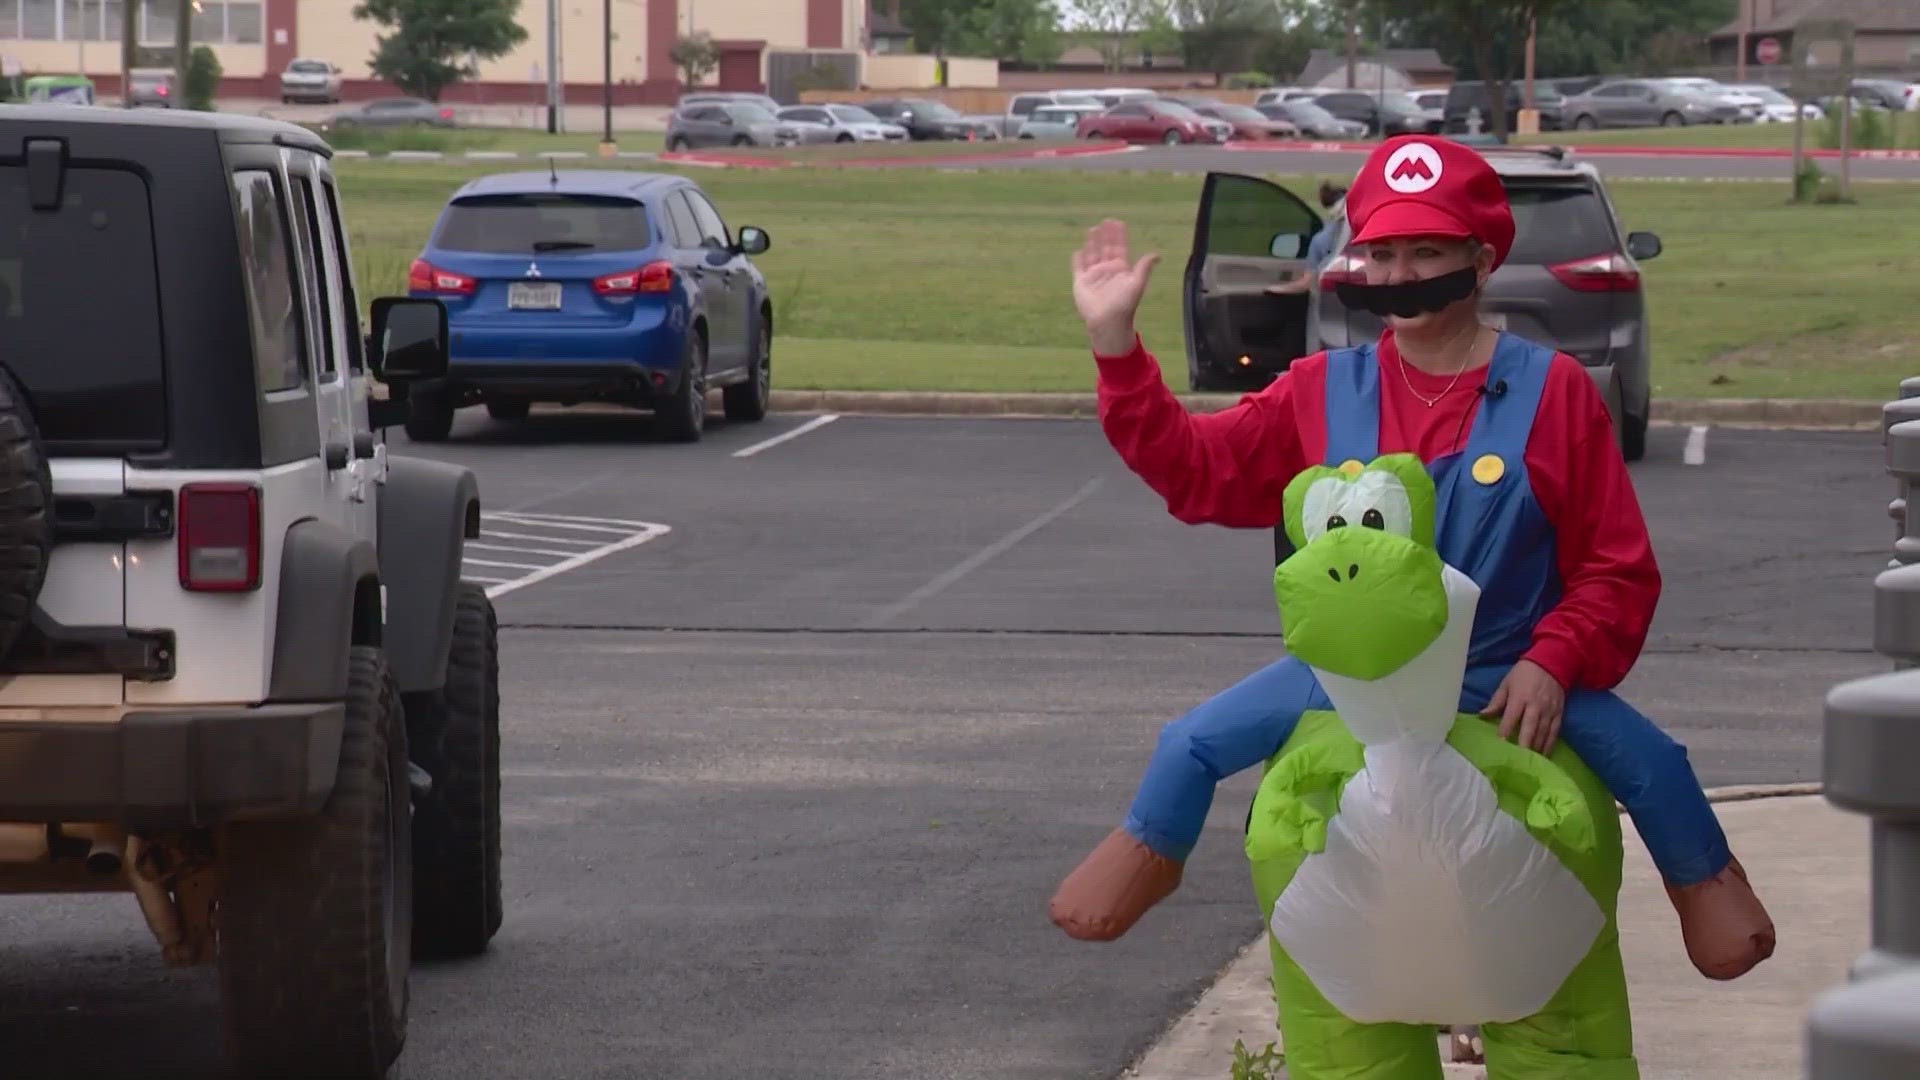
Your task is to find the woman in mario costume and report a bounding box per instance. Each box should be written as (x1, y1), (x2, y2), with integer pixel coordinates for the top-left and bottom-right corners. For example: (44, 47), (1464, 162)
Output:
(1048, 136), (1777, 985)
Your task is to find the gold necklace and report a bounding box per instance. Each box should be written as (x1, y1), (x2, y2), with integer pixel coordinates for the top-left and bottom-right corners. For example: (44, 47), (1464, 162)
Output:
(1397, 327), (1485, 408)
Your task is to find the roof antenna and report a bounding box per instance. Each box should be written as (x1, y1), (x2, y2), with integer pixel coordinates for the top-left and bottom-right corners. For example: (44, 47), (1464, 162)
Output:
(548, 156), (558, 186)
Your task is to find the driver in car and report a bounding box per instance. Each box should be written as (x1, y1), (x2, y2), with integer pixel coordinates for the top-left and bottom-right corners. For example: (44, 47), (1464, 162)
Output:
(1047, 136), (1778, 989)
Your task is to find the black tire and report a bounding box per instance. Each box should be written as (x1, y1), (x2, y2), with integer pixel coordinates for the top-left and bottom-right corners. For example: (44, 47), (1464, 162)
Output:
(1622, 410), (1648, 463)
(723, 310), (772, 422)
(1574, 114), (1598, 130)
(836, 133), (855, 143)
(1661, 111), (1684, 127)
(1162, 128), (1183, 144)
(666, 135), (688, 151)
(485, 400), (530, 422)
(217, 647), (412, 1080)
(661, 330), (707, 442)
(404, 384), (456, 442)
(410, 583), (504, 959)
(0, 367), (54, 658)
(731, 135), (751, 146)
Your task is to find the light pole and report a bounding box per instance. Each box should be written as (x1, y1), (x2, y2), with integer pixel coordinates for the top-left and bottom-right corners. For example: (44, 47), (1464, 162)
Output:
(545, 0), (559, 133)
(599, 0), (614, 152)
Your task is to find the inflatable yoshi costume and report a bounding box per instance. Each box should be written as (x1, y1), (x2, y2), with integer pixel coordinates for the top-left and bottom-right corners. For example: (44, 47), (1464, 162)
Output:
(1248, 453), (1633, 1079)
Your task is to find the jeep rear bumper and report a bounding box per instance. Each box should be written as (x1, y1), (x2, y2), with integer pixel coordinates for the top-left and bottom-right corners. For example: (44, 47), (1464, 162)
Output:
(0, 702), (345, 827)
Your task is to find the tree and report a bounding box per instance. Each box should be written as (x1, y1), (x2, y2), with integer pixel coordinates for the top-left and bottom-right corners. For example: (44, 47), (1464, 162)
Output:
(669, 33), (721, 87)
(900, 0), (1064, 64)
(1066, 0), (1162, 70)
(1364, 0), (1564, 136)
(352, 0), (529, 102)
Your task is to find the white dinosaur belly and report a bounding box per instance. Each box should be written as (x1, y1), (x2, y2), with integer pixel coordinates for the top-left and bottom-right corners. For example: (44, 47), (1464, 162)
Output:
(1268, 742), (1607, 1026)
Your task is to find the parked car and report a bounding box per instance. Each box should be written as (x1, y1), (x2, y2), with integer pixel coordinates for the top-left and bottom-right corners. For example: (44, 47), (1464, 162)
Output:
(1017, 103), (1105, 139)
(1561, 79), (1737, 128)
(403, 170), (775, 443)
(278, 57), (343, 103)
(1443, 80), (1566, 134)
(1182, 147), (1658, 462)
(1254, 87), (1326, 107)
(1313, 89), (1439, 136)
(861, 98), (1001, 140)
(1258, 99), (1367, 139)
(665, 102), (802, 150)
(1076, 99), (1231, 144)
(124, 67), (174, 108)
(327, 97), (455, 128)
(775, 103), (906, 143)
(1846, 78), (1911, 111)
(1083, 87), (1160, 109)
(1193, 102), (1299, 140)
(1723, 83), (1822, 122)
(1659, 77), (1764, 122)
(1410, 88), (1448, 114)
(996, 89), (1104, 136)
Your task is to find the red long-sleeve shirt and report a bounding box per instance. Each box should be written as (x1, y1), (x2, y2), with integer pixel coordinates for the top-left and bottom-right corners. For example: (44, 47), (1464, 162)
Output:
(1094, 331), (1660, 691)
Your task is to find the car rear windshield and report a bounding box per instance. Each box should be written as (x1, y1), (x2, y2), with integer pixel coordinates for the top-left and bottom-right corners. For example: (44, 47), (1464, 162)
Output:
(1505, 183), (1620, 265)
(433, 193), (653, 254)
(0, 163), (167, 446)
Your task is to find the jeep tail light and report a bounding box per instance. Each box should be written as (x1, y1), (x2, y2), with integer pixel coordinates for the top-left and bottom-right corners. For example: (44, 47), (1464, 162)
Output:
(179, 482), (261, 593)
(1548, 252), (1641, 293)
(594, 261), (673, 295)
(407, 258), (476, 296)
(1318, 253), (1366, 289)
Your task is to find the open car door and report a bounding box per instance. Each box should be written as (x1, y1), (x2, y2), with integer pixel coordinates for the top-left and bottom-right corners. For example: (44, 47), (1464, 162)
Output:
(1182, 172), (1324, 393)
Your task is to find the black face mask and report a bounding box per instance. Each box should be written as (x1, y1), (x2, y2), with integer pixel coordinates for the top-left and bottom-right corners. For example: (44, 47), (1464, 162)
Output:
(1334, 265), (1480, 319)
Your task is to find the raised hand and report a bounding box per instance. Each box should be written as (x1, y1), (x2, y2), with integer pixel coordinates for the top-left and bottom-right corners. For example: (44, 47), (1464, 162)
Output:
(1072, 218), (1160, 357)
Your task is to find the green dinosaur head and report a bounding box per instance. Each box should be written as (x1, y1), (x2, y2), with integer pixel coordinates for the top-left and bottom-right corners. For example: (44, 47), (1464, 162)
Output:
(1272, 453), (1448, 681)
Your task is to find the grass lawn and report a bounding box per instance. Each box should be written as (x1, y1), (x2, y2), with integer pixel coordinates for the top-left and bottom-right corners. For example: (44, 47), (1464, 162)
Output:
(331, 159), (1920, 401)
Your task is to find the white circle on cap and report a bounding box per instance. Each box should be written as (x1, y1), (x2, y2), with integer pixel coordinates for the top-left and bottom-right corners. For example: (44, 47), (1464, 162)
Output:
(1382, 141), (1443, 194)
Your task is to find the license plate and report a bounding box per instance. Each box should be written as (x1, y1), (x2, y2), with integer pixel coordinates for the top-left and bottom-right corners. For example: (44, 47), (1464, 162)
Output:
(509, 282), (562, 310)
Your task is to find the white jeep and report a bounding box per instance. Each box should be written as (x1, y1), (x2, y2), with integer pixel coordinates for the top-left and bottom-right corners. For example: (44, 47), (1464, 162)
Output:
(0, 106), (503, 1078)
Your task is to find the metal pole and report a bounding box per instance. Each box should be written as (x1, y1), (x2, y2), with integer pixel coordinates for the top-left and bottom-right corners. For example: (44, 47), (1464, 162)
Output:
(171, 0), (190, 107)
(600, 0), (613, 148)
(119, 0), (136, 106)
(1736, 0), (1748, 83)
(545, 0), (559, 133)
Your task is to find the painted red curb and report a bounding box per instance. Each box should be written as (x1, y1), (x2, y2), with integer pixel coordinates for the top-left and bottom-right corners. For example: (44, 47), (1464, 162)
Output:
(1218, 139), (1920, 162)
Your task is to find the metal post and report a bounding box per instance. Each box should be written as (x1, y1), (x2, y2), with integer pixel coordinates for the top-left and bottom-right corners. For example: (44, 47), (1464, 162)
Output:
(171, 0), (190, 107)
(119, 0), (136, 106)
(600, 0), (613, 149)
(545, 0), (559, 133)
(1883, 405), (1920, 557)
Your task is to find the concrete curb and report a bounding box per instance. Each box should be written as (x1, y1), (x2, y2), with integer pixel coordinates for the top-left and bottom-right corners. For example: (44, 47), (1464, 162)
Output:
(759, 390), (1883, 429)
(1120, 783), (1828, 1080)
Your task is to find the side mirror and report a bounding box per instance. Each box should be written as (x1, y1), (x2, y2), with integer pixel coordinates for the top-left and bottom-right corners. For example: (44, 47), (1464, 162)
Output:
(1269, 232), (1307, 258)
(368, 296), (449, 382)
(736, 225), (771, 255)
(1626, 231), (1662, 260)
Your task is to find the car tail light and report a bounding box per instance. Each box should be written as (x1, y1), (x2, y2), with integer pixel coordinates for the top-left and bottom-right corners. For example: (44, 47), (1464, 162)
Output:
(407, 258), (476, 295)
(594, 261), (673, 295)
(1548, 251), (1641, 292)
(178, 482), (261, 592)
(1318, 254), (1366, 289)
(439, 107), (454, 120)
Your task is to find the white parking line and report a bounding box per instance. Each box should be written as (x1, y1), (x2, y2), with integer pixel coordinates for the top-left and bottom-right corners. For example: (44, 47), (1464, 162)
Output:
(732, 414), (841, 458)
(464, 511), (673, 599)
(1684, 425), (1709, 466)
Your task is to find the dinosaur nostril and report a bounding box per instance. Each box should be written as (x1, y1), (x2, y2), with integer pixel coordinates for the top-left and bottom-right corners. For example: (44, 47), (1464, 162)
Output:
(1348, 564), (1360, 580)
(1326, 567), (1341, 583)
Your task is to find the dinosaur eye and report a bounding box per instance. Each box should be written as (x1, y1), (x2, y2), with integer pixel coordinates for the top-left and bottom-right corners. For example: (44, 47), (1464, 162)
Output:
(1326, 514), (1347, 530)
(1362, 509), (1385, 529)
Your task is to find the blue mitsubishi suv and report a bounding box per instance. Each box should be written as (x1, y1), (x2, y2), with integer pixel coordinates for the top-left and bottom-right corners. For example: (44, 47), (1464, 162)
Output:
(402, 170), (774, 443)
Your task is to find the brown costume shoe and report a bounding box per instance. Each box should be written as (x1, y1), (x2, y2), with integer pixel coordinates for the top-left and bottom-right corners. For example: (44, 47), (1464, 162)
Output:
(1664, 854), (1777, 980)
(1049, 828), (1184, 941)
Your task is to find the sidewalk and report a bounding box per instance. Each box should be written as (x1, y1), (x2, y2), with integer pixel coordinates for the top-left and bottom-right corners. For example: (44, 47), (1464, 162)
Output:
(1121, 794), (1869, 1080)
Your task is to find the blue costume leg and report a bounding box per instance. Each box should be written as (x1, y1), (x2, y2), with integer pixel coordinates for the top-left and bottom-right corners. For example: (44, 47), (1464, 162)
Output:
(1459, 664), (1730, 889)
(1123, 656), (1330, 862)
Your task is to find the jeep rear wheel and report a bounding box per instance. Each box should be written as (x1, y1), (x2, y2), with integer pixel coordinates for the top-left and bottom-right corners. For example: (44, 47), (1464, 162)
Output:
(216, 646), (412, 1080)
(410, 583), (504, 959)
(0, 366), (54, 658)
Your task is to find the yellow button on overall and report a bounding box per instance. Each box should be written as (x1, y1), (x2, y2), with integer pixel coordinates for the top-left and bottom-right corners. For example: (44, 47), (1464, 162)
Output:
(1472, 454), (1506, 485)
(1339, 459), (1365, 477)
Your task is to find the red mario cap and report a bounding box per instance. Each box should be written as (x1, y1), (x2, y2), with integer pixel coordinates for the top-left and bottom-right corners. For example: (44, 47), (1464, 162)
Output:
(1343, 135), (1516, 268)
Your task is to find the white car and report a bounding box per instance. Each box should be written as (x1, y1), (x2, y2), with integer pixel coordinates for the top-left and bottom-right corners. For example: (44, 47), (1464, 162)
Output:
(1724, 83), (1823, 122)
(775, 103), (907, 143)
(279, 57), (343, 104)
(1661, 77), (1766, 122)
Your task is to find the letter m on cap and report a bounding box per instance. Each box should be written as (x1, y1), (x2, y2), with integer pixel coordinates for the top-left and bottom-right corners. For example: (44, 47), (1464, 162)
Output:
(1392, 157), (1434, 182)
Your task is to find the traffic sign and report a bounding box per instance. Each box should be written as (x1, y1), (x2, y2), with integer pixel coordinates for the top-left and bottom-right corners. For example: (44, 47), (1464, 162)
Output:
(1756, 37), (1781, 65)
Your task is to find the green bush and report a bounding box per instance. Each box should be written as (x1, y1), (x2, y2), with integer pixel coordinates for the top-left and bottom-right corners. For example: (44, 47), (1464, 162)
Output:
(185, 45), (221, 111)
(1225, 70), (1273, 89)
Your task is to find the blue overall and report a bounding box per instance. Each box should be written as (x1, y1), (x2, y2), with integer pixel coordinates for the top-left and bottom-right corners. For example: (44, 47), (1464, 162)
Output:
(1121, 334), (1732, 889)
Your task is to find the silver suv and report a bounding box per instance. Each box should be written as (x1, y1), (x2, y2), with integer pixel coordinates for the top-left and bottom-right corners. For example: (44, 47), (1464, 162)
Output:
(1182, 147), (1661, 461)
(665, 101), (801, 150)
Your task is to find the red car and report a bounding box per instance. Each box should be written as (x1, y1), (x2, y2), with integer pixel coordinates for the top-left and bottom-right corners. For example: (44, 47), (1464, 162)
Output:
(1076, 99), (1233, 145)
(1194, 103), (1300, 141)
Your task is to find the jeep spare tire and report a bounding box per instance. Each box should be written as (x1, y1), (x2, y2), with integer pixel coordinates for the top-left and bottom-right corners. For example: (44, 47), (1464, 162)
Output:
(0, 365), (57, 657)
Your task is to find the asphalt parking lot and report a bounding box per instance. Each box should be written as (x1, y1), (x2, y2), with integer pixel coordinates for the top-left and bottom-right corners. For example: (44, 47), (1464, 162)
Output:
(0, 409), (1893, 1080)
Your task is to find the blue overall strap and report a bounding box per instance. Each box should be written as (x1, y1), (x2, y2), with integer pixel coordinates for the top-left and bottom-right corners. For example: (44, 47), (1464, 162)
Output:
(1319, 344), (1380, 466)
(1458, 334), (1554, 460)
